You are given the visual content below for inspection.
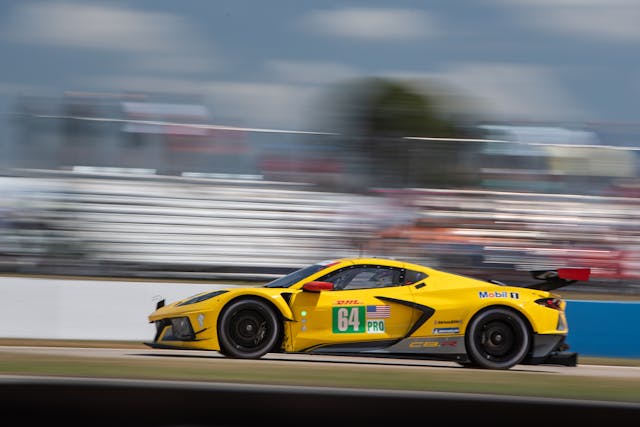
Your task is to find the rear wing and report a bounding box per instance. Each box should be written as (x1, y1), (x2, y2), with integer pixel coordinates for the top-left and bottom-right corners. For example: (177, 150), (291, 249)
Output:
(526, 268), (591, 291)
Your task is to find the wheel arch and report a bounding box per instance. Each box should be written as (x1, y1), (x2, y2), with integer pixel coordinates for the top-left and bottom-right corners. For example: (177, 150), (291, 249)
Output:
(464, 303), (535, 335)
(220, 294), (291, 332)
(223, 290), (295, 321)
(217, 294), (290, 325)
(463, 302), (534, 336)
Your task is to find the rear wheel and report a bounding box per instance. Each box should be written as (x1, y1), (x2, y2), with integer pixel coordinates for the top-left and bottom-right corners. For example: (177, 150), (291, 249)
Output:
(217, 298), (281, 359)
(465, 307), (530, 370)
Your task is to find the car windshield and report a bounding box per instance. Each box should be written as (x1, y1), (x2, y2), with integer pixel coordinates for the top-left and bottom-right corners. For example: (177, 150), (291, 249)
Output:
(263, 264), (328, 288)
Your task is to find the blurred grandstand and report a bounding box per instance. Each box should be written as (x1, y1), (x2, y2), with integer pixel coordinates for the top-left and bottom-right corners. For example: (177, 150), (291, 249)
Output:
(1, 92), (639, 294)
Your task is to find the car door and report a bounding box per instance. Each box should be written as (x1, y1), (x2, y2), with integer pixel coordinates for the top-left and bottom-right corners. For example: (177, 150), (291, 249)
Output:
(286, 265), (419, 352)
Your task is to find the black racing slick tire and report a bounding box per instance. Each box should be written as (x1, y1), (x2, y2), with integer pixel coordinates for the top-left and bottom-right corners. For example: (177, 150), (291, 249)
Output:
(217, 298), (282, 359)
(465, 307), (531, 370)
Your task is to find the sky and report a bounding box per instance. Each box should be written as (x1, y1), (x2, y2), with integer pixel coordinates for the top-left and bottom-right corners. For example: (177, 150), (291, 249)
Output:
(0, 0), (639, 134)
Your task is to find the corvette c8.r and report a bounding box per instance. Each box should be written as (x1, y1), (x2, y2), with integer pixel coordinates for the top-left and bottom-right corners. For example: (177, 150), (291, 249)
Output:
(146, 257), (589, 370)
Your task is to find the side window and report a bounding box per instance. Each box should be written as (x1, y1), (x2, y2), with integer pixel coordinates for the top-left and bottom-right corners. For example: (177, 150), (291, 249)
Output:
(320, 268), (357, 290)
(320, 266), (401, 290)
(404, 269), (428, 285)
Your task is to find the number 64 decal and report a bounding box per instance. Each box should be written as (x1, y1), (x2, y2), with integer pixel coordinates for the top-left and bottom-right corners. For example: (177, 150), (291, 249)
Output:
(332, 306), (365, 333)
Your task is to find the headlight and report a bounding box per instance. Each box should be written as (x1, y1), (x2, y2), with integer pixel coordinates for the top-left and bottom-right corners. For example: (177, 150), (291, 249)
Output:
(161, 316), (195, 341)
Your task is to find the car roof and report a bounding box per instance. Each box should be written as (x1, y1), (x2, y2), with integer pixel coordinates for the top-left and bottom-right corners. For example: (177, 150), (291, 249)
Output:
(331, 257), (431, 271)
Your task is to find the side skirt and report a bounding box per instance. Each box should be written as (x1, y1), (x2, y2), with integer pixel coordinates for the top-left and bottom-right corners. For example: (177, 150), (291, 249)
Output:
(306, 336), (468, 362)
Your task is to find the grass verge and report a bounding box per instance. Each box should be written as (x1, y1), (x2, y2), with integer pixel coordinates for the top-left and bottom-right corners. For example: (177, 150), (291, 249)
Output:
(1, 339), (639, 404)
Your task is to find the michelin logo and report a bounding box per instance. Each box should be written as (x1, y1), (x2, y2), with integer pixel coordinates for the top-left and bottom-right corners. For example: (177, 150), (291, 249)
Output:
(433, 327), (460, 334)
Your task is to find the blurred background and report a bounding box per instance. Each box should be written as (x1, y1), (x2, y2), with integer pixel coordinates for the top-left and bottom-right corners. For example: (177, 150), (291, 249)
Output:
(1, 1), (639, 294)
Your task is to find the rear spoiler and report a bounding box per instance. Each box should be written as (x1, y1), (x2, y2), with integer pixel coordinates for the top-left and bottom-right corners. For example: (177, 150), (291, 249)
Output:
(526, 268), (591, 291)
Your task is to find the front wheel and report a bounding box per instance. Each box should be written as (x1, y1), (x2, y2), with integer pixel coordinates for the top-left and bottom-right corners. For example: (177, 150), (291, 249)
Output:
(465, 307), (530, 370)
(217, 298), (281, 359)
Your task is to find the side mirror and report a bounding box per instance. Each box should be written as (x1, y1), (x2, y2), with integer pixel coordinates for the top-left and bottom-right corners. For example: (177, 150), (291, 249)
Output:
(302, 281), (334, 292)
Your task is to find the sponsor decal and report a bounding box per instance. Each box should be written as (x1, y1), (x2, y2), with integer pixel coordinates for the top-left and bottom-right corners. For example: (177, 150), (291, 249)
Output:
(335, 300), (361, 305)
(408, 340), (458, 348)
(367, 305), (390, 318)
(478, 291), (520, 299)
(433, 327), (460, 335)
(434, 319), (461, 325)
(332, 306), (365, 333)
(331, 305), (390, 333)
(410, 341), (440, 348)
(367, 320), (385, 333)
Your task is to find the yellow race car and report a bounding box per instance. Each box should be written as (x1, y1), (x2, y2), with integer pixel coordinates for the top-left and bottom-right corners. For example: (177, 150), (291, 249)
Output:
(146, 257), (589, 370)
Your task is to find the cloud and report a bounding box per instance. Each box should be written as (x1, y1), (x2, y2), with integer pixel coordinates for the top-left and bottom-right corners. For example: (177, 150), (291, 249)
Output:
(3, 2), (194, 51)
(266, 60), (360, 85)
(1, 1), (218, 74)
(500, 0), (640, 41)
(299, 7), (438, 41)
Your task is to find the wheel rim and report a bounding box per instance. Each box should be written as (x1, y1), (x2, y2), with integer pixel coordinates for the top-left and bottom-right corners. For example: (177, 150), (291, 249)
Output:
(228, 309), (269, 349)
(478, 320), (516, 358)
